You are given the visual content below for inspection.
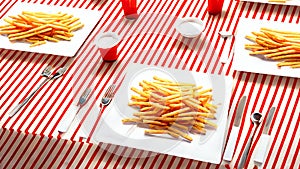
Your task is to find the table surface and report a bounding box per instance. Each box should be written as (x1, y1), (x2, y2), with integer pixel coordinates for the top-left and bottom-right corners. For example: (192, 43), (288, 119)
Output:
(0, 0), (299, 169)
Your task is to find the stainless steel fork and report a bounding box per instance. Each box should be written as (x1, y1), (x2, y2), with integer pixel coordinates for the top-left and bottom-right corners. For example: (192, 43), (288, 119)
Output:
(99, 84), (116, 112)
(9, 66), (67, 117)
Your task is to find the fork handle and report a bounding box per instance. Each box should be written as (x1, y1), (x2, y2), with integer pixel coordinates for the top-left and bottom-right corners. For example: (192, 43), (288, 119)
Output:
(57, 105), (80, 133)
(9, 78), (49, 117)
(238, 136), (253, 169)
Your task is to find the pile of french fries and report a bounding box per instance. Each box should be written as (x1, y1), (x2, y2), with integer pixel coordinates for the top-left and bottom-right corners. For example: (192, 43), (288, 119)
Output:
(245, 27), (300, 68)
(122, 76), (218, 142)
(268, 0), (287, 3)
(0, 11), (84, 47)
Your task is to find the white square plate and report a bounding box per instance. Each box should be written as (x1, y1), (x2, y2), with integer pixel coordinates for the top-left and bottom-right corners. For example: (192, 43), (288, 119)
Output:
(240, 0), (300, 6)
(0, 2), (102, 57)
(93, 63), (233, 164)
(234, 18), (300, 78)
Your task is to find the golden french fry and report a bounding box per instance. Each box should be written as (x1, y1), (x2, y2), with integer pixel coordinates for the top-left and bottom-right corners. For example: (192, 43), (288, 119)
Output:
(29, 40), (46, 47)
(168, 126), (193, 142)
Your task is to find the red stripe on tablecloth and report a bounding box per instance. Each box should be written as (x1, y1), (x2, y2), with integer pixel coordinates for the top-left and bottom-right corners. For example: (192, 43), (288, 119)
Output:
(259, 4), (268, 20)
(288, 6), (297, 23)
(202, 14), (224, 73)
(65, 142), (85, 168)
(187, 15), (212, 71)
(0, 0), (6, 6)
(121, 148), (137, 168)
(223, 2), (247, 76)
(47, 0), (54, 5)
(110, 146), (130, 168)
(274, 5), (283, 21)
(28, 137), (53, 168)
(84, 145), (101, 169)
(290, 130), (300, 169)
(0, 129), (14, 155)
(11, 136), (36, 169)
(2, 133), (29, 169)
(130, 149), (145, 169)
(280, 88), (300, 168)
(207, 0), (237, 73)
(7, 58), (67, 131)
(0, 53), (51, 121)
(0, 0), (17, 19)
(56, 142), (81, 168)
(138, 151), (154, 168)
(252, 3), (263, 19)
(21, 59), (66, 133)
(270, 79), (297, 169)
(41, 140), (70, 168)
(0, 50), (19, 92)
(267, 5), (276, 20)
(263, 77), (290, 168)
(136, 1), (181, 65)
(93, 143), (112, 168)
(46, 139), (69, 168)
(233, 73), (260, 168)
(58, 0), (67, 6)
(70, 62), (113, 140)
(281, 6), (289, 22)
(245, 2), (254, 18)
(74, 143), (94, 168)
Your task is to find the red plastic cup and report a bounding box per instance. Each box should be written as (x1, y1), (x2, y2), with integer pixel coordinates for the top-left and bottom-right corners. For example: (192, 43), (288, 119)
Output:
(120, 0), (138, 19)
(207, 0), (224, 15)
(95, 32), (120, 62)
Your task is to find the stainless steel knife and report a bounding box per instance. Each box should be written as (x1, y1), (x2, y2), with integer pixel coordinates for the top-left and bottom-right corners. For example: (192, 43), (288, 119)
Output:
(57, 88), (92, 133)
(223, 96), (247, 161)
(254, 107), (276, 163)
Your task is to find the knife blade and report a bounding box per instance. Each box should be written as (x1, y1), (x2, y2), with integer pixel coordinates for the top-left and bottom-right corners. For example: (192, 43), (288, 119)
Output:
(262, 107), (275, 134)
(234, 96), (247, 127)
(223, 96), (247, 161)
(57, 88), (92, 133)
(254, 107), (276, 163)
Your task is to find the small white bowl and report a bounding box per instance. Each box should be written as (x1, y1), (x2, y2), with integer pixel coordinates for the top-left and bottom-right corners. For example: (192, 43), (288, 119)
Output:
(175, 17), (205, 38)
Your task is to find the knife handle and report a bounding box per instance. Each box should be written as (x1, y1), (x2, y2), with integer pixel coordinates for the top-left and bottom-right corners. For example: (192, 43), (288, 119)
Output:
(223, 126), (239, 161)
(254, 134), (271, 163)
(57, 105), (80, 133)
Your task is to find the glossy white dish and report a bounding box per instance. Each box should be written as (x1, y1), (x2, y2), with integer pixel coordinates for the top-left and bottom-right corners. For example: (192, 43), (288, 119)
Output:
(0, 2), (102, 57)
(93, 63), (233, 164)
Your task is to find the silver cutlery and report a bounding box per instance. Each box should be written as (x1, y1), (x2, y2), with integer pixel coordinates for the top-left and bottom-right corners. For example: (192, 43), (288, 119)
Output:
(238, 112), (263, 169)
(57, 87), (92, 133)
(254, 107), (276, 163)
(9, 66), (67, 117)
(223, 96), (247, 161)
(99, 84), (116, 113)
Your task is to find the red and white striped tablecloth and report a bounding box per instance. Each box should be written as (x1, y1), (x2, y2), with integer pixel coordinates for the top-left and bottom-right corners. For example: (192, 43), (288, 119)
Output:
(0, 0), (299, 168)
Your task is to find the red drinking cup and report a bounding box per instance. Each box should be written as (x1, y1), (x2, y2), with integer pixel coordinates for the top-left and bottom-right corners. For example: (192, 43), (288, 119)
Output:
(207, 0), (225, 15)
(120, 0), (139, 19)
(95, 32), (121, 62)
